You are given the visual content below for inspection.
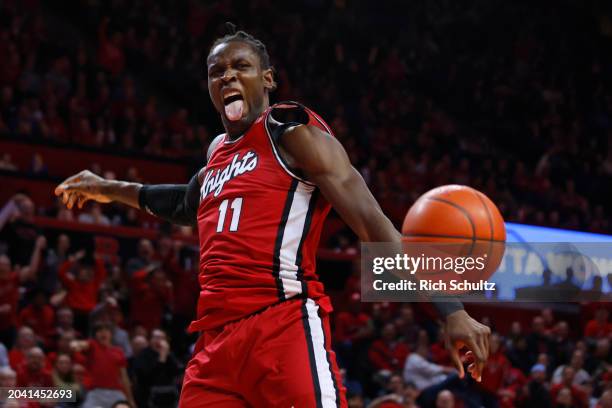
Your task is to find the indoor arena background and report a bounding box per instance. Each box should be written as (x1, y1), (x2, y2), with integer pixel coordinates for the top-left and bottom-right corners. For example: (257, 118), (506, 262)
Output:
(0, 0), (611, 407)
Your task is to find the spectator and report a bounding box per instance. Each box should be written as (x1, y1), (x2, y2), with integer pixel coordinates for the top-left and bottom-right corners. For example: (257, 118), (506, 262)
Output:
(78, 202), (111, 226)
(125, 238), (155, 276)
(47, 332), (86, 368)
(29, 152), (48, 176)
(552, 350), (591, 386)
(550, 366), (587, 408)
(42, 233), (71, 295)
(8, 326), (36, 369)
(131, 329), (180, 408)
(584, 307), (611, 339)
(129, 265), (173, 331)
(0, 366), (17, 388)
(368, 323), (410, 374)
(51, 353), (81, 398)
(18, 289), (55, 346)
(403, 338), (454, 391)
(598, 390), (612, 408)
(0, 153), (18, 171)
(479, 333), (511, 404)
(334, 292), (373, 372)
(58, 250), (107, 334)
(522, 364), (552, 408)
(90, 294), (132, 358)
(0, 254), (20, 348)
(16, 347), (53, 387)
(435, 389), (455, 408)
(71, 322), (136, 408)
(0, 342), (8, 367)
(0, 195), (40, 266)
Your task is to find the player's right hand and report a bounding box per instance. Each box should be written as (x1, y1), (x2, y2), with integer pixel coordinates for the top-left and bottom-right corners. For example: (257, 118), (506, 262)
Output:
(55, 170), (112, 209)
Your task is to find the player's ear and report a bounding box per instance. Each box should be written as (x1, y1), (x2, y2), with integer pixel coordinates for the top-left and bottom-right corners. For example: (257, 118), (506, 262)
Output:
(263, 67), (276, 92)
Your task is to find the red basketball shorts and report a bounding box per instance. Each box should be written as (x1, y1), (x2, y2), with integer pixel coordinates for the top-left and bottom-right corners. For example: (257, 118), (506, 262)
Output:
(179, 298), (348, 407)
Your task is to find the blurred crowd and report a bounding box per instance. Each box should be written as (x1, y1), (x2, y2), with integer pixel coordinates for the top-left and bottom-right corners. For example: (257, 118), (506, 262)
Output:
(1, 0), (612, 234)
(1, 0), (612, 407)
(1, 192), (611, 408)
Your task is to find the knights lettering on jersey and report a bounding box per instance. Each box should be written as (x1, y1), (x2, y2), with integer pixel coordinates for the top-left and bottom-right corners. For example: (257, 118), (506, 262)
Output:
(200, 150), (258, 200)
(190, 101), (335, 332)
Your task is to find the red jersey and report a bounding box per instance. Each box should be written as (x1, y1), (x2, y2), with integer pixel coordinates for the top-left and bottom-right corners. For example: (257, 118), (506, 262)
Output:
(189, 102), (333, 331)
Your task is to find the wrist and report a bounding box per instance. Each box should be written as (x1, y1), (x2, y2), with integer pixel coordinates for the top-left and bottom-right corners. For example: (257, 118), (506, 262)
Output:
(445, 309), (469, 321)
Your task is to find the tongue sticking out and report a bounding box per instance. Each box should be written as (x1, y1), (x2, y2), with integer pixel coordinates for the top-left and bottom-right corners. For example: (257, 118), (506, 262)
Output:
(225, 100), (244, 121)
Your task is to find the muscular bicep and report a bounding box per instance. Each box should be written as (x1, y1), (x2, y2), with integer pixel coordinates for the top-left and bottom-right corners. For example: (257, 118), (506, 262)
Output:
(280, 125), (400, 242)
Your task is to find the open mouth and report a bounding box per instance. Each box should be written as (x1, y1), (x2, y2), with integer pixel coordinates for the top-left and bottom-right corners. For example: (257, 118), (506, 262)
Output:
(223, 91), (245, 121)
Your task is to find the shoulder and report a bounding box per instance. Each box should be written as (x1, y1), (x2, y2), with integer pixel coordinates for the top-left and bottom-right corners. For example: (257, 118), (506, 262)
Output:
(265, 101), (334, 141)
(206, 134), (225, 162)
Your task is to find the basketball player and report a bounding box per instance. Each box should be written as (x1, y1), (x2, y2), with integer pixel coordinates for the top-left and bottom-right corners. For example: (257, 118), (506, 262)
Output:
(55, 29), (490, 407)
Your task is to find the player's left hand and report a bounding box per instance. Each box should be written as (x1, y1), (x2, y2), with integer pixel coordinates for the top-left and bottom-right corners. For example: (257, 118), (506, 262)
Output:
(443, 310), (490, 382)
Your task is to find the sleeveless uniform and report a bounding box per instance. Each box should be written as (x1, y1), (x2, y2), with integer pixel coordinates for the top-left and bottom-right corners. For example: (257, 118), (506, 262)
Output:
(179, 102), (347, 408)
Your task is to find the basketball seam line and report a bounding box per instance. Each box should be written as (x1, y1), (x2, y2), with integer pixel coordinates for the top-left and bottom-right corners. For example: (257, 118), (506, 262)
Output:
(402, 233), (505, 243)
(473, 190), (494, 280)
(425, 197), (476, 238)
(426, 196), (477, 258)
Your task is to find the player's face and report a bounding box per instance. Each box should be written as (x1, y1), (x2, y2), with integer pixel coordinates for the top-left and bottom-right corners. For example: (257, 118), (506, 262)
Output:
(207, 41), (274, 136)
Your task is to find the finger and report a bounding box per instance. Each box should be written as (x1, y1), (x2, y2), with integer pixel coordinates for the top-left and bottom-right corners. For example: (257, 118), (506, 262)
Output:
(448, 341), (465, 379)
(464, 337), (485, 381)
(67, 193), (80, 210)
(77, 195), (89, 209)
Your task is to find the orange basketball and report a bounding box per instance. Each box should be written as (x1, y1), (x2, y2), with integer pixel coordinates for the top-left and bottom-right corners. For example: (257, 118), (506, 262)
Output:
(401, 185), (506, 292)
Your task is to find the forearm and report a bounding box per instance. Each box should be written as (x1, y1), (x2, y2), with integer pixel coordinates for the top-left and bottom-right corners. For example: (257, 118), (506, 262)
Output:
(138, 174), (200, 226)
(100, 180), (142, 209)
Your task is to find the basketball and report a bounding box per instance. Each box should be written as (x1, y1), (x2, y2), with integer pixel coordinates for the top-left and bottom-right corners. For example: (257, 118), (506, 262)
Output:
(402, 185), (506, 291)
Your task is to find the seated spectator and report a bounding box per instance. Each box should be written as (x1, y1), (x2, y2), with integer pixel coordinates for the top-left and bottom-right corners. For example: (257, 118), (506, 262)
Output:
(403, 339), (454, 391)
(90, 295), (132, 357)
(16, 347), (53, 387)
(598, 389), (612, 407)
(478, 333), (510, 403)
(435, 389), (455, 408)
(0, 366), (17, 388)
(49, 307), (81, 347)
(129, 265), (173, 331)
(125, 239), (155, 276)
(0, 342), (7, 367)
(47, 332), (86, 368)
(8, 326), (36, 369)
(584, 307), (611, 339)
(71, 322), (136, 408)
(550, 366), (587, 408)
(554, 387), (575, 408)
(368, 323), (410, 375)
(51, 353), (80, 397)
(0, 254), (20, 348)
(29, 153), (48, 176)
(131, 329), (180, 408)
(58, 250), (107, 334)
(78, 202), (111, 226)
(552, 349), (591, 386)
(522, 363), (552, 407)
(0, 153), (18, 171)
(18, 289), (55, 346)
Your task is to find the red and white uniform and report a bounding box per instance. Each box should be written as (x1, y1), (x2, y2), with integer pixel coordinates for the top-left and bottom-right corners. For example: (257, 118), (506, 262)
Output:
(180, 102), (347, 407)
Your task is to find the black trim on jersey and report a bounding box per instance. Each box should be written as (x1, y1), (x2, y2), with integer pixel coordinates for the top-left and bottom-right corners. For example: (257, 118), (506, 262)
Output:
(264, 102), (316, 186)
(296, 190), (319, 298)
(301, 300), (324, 408)
(321, 315), (342, 407)
(272, 179), (299, 301)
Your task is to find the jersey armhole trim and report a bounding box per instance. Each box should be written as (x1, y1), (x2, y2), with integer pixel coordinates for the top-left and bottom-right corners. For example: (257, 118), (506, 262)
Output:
(264, 111), (316, 187)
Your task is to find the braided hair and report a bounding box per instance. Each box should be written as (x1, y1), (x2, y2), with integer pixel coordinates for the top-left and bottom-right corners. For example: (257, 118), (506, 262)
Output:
(208, 22), (272, 70)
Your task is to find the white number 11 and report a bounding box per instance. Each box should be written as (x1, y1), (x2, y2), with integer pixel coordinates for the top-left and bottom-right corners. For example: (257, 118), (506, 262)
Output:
(216, 197), (243, 232)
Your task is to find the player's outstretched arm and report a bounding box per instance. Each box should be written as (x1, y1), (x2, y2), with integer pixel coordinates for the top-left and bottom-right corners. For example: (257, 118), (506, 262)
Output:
(279, 124), (490, 381)
(54, 169), (200, 226)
